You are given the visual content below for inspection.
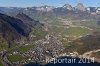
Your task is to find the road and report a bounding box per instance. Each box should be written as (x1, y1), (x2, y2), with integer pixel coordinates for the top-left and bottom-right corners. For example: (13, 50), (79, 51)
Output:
(82, 49), (100, 63)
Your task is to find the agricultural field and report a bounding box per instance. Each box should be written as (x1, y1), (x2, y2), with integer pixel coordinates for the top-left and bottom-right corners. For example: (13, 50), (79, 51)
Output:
(8, 54), (24, 62)
(0, 62), (3, 66)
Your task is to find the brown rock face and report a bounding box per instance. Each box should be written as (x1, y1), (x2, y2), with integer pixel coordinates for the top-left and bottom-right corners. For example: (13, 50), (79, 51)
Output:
(76, 3), (86, 11)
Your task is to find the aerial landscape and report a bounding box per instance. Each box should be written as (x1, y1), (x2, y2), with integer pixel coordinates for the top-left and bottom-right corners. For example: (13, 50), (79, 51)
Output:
(0, 0), (100, 66)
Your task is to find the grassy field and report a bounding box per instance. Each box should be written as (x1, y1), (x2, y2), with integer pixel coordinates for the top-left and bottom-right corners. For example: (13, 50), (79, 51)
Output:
(0, 62), (3, 66)
(30, 27), (46, 40)
(62, 27), (91, 37)
(49, 26), (91, 37)
(0, 60), (3, 66)
(0, 35), (8, 51)
(80, 20), (100, 30)
(8, 54), (24, 62)
(18, 45), (34, 53)
(49, 26), (64, 34)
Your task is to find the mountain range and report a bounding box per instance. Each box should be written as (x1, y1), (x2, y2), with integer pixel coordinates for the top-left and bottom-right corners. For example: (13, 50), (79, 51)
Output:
(0, 3), (99, 17)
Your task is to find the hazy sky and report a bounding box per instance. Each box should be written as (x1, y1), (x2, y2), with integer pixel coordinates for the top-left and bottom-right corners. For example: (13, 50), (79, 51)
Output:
(0, 0), (99, 7)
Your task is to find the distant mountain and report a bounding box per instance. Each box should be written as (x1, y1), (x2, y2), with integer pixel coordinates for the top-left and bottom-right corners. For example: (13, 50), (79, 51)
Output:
(0, 4), (86, 16)
(0, 3), (99, 21)
(0, 3), (98, 16)
(63, 4), (73, 10)
(0, 7), (23, 15)
(75, 3), (86, 11)
(35, 5), (54, 12)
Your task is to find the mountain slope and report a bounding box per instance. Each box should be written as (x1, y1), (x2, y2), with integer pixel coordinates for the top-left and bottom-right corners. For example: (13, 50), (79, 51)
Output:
(0, 13), (31, 47)
(15, 13), (43, 27)
(65, 32), (100, 54)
